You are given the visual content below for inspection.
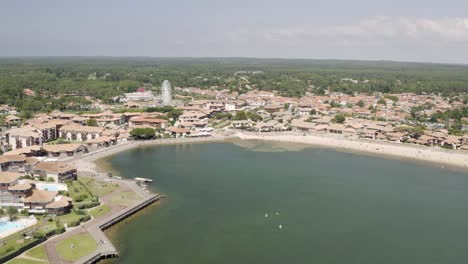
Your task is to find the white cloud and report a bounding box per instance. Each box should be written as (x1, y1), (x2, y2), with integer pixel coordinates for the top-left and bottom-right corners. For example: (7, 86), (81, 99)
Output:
(228, 17), (468, 47)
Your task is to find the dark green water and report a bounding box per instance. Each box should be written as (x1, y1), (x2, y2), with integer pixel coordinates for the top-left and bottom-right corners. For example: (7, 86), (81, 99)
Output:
(104, 141), (468, 264)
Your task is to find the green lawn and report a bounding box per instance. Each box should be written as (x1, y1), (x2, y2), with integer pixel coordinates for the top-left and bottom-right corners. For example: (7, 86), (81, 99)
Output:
(25, 245), (47, 260)
(110, 191), (140, 207)
(39, 222), (57, 233)
(7, 258), (46, 264)
(79, 178), (118, 197)
(67, 180), (93, 203)
(90, 205), (110, 219)
(57, 211), (89, 226)
(55, 233), (97, 262)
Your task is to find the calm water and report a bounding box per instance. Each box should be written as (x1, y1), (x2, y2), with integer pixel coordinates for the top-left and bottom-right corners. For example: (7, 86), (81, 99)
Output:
(103, 141), (468, 264)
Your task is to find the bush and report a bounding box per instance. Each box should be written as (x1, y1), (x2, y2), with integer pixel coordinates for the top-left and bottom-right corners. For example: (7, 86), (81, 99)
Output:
(5, 246), (14, 253)
(333, 114), (346, 124)
(80, 215), (91, 222)
(47, 177), (55, 182)
(76, 202), (100, 209)
(54, 226), (65, 235)
(33, 231), (45, 239)
(68, 220), (80, 227)
(74, 209), (87, 215)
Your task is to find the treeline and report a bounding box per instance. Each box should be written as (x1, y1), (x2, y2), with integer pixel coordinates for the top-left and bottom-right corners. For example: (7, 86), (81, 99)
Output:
(0, 57), (467, 113)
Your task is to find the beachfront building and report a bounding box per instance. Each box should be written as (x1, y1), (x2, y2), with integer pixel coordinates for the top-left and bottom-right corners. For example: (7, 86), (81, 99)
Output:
(0, 155), (38, 173)
(24, 190), (58, 214)
(0, 172), (25, 209)
(46, 196), (73, 215)
(166, 127), (191, 138)
(59, 125), (104, 141)
(129, 116), (169, 129)
(32, 162), (77, 183)
(5, 128), (43, 150)
(81, 111), (125, 127)
(231, 120), (254, 129)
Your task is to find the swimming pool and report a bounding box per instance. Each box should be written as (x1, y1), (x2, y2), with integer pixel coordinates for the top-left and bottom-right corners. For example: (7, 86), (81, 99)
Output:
(36, 183), (67, 192)
(0, 221), (24, 233)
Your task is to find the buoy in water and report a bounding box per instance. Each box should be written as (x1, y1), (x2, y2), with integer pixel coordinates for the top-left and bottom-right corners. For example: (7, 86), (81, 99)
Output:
(275, 212), (279, 216)
(278, 224), (282, 229)
(265, 213), (268, 218)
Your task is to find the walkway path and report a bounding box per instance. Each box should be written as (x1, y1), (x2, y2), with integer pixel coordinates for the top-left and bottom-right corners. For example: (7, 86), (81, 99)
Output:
(43, 176), (158, 264)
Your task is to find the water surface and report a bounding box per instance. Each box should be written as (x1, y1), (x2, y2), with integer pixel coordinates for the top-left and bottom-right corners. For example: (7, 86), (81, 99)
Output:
(103, 141), (468, 264)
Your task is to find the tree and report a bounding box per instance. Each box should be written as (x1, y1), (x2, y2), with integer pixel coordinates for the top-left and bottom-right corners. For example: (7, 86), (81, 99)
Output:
(377, 98), (386, 105)
(246, 112), (263, 122)
(357, 100), (365, 108)
(333, 114), (346, 123)
(234, 111), (248, 120)
(86, 118), (98, 127)
(309, 109), (317, 115)
(167, 109), (183, 121)
(130, 128), (156, 140)
(7, 207), (18, 221)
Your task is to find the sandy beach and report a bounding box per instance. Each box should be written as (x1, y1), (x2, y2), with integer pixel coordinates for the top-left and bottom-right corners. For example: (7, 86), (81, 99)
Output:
(236, 132), (468, 169)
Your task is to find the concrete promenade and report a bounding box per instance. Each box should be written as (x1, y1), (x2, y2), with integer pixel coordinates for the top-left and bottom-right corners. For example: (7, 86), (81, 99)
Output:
(74, 179), (159, 264)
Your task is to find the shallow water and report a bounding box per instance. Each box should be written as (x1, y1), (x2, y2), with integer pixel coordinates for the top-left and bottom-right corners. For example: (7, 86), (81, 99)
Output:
(102, 141), (468, 264)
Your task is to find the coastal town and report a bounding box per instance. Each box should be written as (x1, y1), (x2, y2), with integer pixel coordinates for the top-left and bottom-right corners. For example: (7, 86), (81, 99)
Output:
(0, 78), (467, 264)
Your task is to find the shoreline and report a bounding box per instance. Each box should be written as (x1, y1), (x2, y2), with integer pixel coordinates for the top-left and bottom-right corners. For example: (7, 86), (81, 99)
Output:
(64, 132), (468, 175)
(63, 136), (231, 175)
(235, 132), (468, 170)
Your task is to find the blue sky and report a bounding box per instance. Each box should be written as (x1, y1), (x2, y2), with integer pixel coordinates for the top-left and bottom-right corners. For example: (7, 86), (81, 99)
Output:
(2, 0), (468, 63)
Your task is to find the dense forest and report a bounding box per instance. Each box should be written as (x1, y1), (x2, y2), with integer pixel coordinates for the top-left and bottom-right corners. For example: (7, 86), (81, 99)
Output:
(0, 57), (467, 113)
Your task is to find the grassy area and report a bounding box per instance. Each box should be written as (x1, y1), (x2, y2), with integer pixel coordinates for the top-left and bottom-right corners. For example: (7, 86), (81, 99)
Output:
(110, 191), (140, 207)
(57, 211), (90, 227)
(7, 258), (46, 264)
(55, 233), (97, 262)
(67, 180), (93, 203)
(79, 177), (118, 197)
(25, 245), (47, 260)
(90, 205), (110, 219)
(0, 216), (65, 259)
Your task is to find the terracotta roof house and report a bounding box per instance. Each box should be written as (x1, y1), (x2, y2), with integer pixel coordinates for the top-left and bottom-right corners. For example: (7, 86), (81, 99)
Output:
(24, 190), (58, 213)
(166, 127), (191, 138)
(129, 116), (168, 129)
(32, 162), (77, 183)
(59, 125), (104, 141)
(42, 143), (87, 157)
(0, 155), (33, 173)
(5, 127), (43, 150)
(46, 196), (73, 215)
(0, 172), (23, 191)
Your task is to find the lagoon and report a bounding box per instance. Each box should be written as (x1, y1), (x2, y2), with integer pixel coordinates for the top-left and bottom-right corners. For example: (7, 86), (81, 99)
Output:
(102, 141), (468, 264)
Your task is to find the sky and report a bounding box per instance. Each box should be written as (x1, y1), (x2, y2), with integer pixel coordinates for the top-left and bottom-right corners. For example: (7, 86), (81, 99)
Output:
(1, 0), (468, 64)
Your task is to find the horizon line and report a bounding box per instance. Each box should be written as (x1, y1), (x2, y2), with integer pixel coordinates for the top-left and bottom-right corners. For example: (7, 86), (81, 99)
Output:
(0, 55), (466, 67)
